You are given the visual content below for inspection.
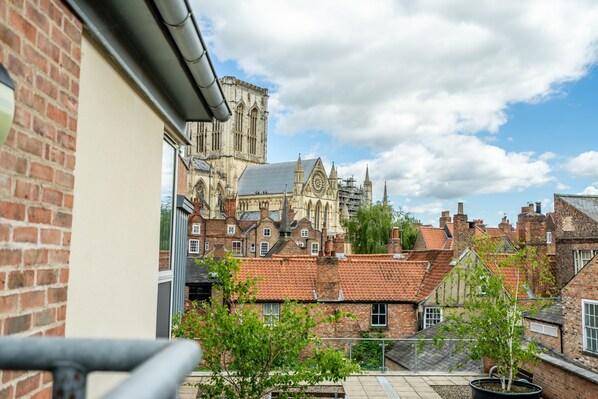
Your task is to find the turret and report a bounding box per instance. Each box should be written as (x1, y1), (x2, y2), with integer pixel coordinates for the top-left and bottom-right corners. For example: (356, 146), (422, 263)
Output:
(329, 162), (338, 196)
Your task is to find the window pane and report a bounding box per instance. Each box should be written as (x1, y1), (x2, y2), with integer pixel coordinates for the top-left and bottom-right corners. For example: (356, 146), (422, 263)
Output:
(159, 141), (176, 271)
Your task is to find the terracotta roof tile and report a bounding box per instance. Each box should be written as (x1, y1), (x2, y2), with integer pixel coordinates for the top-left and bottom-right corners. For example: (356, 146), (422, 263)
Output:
(419, 227), (450, 250)
(237, 257), (437, 303)
(404, 250), (455, 300)
(485, 255), (530, 299)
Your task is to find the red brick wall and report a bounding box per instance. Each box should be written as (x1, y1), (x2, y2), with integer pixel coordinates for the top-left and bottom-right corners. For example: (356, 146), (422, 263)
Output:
(522, 318), (562, 352)
(553, 196), (598, 288)
(0, 0), (82, 397)
(530, 358), (598, 399)
(561, 257), (598, 372)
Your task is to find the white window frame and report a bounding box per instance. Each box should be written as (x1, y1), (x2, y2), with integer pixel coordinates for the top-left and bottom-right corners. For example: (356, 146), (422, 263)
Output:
(260, 242), (269, 257)
(227, 224), (236, 235)
(546, 231), (552, 244)
(188, 239), (200, 254)
(232, 241), (242, 256)
(583, 299), (598, 354)
(300, 228), (308, 238)
(263, 228), (271, 237)
(530, 322), (558, 337)
(192, 223), (201, 235)
(371, 303), (387, 327)
(204, 241), (209, 251)
(263, 303), (280, 325)
(311, 242), (319, 255)
(424, 307), (443, 329)
(250, 243), (256, 253)
(574, 250), (597, 274)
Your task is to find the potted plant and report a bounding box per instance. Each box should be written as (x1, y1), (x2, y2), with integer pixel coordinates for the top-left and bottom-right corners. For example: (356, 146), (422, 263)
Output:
(434, 240), (554, 398)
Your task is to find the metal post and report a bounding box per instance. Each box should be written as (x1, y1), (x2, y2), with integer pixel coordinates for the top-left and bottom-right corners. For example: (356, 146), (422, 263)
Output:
(52, 362), (87, 399)
(414, 341), (418, 373)
(381, 340), (386, 373)
(349, 341), (352, 360)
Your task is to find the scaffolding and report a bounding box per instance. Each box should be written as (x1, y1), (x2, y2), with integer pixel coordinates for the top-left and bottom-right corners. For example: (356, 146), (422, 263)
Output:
(338, 176), (367, 218)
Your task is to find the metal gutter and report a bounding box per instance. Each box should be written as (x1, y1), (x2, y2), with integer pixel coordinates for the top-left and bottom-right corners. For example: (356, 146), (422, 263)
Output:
(153, 0), (231, 122)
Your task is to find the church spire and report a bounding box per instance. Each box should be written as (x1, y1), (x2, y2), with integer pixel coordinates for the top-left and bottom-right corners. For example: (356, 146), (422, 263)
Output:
(279, 189), (291, 237)
(383, 181), (388, 207)
(364, 164), (372, 207)
(294, 153), (304, 195)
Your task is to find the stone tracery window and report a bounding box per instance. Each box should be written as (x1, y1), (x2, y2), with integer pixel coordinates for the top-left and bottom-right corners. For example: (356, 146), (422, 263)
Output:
(249, 108), (258, 155)
(212, 120), (221, 151)
(235, 104), (244, 152)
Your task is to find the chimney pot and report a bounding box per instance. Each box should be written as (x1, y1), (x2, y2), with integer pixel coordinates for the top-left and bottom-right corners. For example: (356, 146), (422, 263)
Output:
(457, 202), (464, 215)
(535, 201), (542, 214)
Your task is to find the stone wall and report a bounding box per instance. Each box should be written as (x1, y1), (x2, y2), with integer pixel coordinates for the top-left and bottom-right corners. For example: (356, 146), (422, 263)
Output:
(0, 0), (82, 397)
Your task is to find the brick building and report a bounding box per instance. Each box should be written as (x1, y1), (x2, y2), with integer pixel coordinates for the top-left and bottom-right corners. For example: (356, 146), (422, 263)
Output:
(0, 0), (229, 397)
(413, 202), (517, 257)
(552, 194), (598, 289)
(185, 250), (455, 338)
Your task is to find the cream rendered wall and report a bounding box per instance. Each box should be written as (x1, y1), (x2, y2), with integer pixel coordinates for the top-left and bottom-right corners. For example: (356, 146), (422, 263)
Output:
(67, 37), (163, 339)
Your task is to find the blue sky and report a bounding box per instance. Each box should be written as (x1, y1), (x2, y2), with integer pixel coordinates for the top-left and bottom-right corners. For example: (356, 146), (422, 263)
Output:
(193, 0), (598, 227)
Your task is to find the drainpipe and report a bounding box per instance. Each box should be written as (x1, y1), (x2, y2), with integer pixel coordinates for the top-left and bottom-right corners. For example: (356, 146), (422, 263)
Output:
(153, 0), (231, 121)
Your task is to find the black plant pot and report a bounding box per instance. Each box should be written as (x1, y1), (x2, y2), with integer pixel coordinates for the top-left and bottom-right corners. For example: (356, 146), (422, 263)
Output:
(470, 378), (543, 399)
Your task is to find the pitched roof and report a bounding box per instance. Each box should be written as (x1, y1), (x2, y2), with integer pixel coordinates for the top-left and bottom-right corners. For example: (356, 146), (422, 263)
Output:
(237, 159), (319, 195)
(557, 194), (598, 223)
(485, 255), (530, 299)
(236, 257), (433, 302)
(523, 303), (563, 325)
(404, 250), (455, 300)
(384, 322), (480, 372)
(418, 227), (452, 250)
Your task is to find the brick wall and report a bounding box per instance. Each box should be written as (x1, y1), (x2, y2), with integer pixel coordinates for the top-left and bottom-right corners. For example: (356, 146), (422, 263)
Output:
(529, 359), (598, 399)
(553, 196), (598, 288)
(0, 0), (82, 397)
(522, 318), (562, 352)
(561, 257), (598, 372)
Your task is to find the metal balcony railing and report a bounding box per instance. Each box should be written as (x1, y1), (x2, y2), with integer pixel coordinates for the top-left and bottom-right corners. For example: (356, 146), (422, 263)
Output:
(0, 337), (201, 399)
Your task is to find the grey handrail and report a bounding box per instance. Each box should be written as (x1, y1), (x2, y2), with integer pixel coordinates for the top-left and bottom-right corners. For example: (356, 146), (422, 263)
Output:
(0, 337), (201, 399)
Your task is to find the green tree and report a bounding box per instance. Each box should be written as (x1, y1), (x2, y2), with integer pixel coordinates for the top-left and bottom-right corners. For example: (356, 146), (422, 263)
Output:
(393, 207), (418, 250)
(343, 203), (418, 253)
(434, 239), (555, 392)
(173, 255), (358, 399)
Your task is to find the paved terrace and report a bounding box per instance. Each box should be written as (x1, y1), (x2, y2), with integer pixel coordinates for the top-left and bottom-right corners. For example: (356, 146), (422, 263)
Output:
(180, 372), (482, 399)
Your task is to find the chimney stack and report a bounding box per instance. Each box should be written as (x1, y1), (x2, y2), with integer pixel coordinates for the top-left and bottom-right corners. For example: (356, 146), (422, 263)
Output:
(260, 201), (269, 220)
(439, 211), (451, 228)
(224, 198), (236, 218)
(316, 256), (340, 300)
(387, 227), (402, 254)
(535, 201), (542, 214)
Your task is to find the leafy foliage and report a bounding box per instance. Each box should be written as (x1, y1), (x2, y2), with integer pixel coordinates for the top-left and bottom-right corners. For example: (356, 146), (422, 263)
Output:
(343, 203), (418, 253)
(434, 239), (555, 392)
(172, 255), (359, 399)
(350, 331), (392, 370)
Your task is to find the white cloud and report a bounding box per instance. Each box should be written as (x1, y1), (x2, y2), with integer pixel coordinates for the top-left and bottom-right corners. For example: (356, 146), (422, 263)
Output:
(580, 185), (598, 195)
(337, 135), (552, 199)
(403, 201), (446, 216)
(566, 151), (598, 178)
(193, 0), (598, 198)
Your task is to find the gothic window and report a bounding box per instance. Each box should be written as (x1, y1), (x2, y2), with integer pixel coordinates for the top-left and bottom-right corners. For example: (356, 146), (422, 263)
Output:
(249, 108), (258, 155)
(306, 202), (312, 222)
(315, 202), (321, 230)
(235, 104), (244, 152)
(324, 203), (329, 228)
(197, 122), (206, 153)
(212, 120), (221, 151)
(195, 180), (207, 209)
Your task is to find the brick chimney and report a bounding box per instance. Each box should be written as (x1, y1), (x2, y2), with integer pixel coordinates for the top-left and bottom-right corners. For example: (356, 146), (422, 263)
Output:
(193, 200), (201, 216)
(517, 202), (546, 246)
(453, 202), (472, 257)
(324, 238), (333, 256)
(498, 215), (512, 233)
(224, 198), (236, 218)
(387, 227), (402, 254)
(316, 256), (340, 301)
(439, 211), (451, 228)
(260, 201), (269, 220)
(333, 235), (345, 255)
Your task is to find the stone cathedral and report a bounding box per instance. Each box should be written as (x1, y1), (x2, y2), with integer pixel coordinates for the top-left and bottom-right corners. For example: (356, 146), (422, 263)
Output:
(185, 76), (371, 234)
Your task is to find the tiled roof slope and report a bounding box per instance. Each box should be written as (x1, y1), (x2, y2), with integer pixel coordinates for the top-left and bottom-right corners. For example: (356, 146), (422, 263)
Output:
(385, 322), (480, 372)
(523, 303), (563, 325)
(404, 250), (454, 300)
(237, 257), (435, 302)
(557, 194), (598, 223)
(485, 255), (530, 299)
(419, 227), (449, 250)
(237, 159), (318, 195)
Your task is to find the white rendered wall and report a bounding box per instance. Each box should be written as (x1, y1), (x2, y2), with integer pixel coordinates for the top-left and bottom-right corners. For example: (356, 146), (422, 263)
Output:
(67, 36), (164, 396)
